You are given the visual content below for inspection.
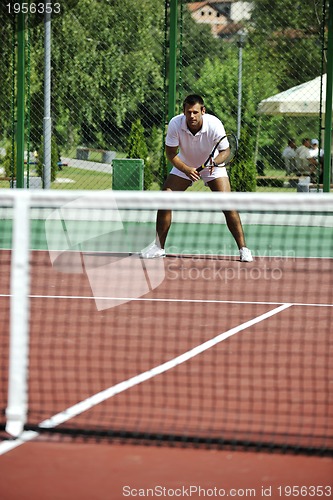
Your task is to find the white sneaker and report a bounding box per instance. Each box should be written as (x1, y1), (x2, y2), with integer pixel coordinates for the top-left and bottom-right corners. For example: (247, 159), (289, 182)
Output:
(239, 247), (253, 262)
(140, 242), (166, 259)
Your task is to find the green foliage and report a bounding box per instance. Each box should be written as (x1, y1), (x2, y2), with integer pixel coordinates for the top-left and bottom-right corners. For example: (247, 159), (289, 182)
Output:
(251, 0), (323, 90)
(126, 119), (153, 190)
(36, 136), (60, 183)
(2, 141), (15, 178)
(179, 9), (224, 103)
(0, 0), (328, 191)
(230, 159), (257, 192)
(146, 126), (166, 189)
(126, 119), (148, 158)
(230, 129), (257, 192)
(50, 0), (164, 149)
(0, 18), (14, 140)
(251, 0), (322, 33)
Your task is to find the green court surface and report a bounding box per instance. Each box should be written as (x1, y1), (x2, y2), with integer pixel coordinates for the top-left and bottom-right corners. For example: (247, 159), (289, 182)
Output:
(1, 214), (332, 259)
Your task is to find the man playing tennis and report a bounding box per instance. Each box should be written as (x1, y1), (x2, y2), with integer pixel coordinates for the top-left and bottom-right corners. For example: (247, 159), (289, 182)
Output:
(141, 94), (253, 262)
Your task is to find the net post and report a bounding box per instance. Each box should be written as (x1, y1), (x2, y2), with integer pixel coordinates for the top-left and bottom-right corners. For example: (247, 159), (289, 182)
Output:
(6, 192), (31, 436)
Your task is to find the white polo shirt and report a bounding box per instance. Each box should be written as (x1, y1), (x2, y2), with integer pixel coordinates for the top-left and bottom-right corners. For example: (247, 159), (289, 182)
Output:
(165, 113), (229, 169)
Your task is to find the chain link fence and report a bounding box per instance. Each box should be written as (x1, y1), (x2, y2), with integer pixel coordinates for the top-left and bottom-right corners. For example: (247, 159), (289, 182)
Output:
(0, 0), (330, 192)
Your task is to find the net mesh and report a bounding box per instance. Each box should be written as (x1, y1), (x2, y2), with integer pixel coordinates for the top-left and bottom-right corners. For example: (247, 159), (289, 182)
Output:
(1, 190), (333, 455)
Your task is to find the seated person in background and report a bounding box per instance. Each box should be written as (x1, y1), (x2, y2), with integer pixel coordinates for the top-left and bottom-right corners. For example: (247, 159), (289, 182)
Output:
(309, 138), (324, 159)
(309, 139), (324, 183)
(282, 138), (297, 174)
(295, 138), (317, 176)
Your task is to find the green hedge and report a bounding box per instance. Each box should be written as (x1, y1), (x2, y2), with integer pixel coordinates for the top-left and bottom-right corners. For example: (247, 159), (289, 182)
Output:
(230, 159), (257, 192)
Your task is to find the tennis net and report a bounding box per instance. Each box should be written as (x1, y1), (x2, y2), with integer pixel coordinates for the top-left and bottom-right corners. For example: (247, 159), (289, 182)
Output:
(1, 189), (332, 455)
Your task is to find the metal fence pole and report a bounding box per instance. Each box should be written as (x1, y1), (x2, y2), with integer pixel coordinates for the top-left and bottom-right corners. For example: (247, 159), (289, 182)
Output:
(323, 0), (333, 192)
(237, 30), (247, 141)
(43, 8), (52, 189)
(16, 7), (25, 188)
(168, 0), (178, 123)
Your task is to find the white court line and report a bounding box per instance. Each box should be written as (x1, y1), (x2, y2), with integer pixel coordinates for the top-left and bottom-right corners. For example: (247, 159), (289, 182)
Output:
(0, 293), (333, 307)
(2, 247), (333, 260)
(0, 432), (39, 455)
(0, 303), (292, 455)
(0, 294), (332, 307)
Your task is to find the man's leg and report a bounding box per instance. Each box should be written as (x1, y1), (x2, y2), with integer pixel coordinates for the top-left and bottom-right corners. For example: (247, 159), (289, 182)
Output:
(140, 174), (191, 258)
(157, 174), (191, 248)
(207, 177), (253, 261)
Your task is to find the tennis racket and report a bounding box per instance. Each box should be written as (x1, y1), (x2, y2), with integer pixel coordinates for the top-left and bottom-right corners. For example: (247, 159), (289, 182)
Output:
(196, 133), (238, 173)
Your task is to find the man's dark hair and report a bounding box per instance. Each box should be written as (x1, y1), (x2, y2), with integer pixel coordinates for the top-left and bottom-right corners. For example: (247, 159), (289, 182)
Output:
(183, 94), (205, 110)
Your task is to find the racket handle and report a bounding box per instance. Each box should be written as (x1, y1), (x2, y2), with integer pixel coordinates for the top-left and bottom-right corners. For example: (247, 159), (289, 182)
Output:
(197, 161), (218, 173)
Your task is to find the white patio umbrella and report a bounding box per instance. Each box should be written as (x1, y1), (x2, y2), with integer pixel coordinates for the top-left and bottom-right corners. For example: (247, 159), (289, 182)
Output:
(257, 74), (327, 116)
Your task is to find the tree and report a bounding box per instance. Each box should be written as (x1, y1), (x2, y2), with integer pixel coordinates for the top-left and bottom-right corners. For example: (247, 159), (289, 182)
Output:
(250, 0), (324, 90)
(2, 140), (15, 179)
(0, 17), (14, 141)
(126, 119), (153, 190)
(50, 0), (165, 149)
(229, 130), (257, 192)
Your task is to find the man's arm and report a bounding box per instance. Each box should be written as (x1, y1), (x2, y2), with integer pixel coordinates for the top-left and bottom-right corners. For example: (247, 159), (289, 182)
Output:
(214, 147), (231, 166)
(165, 145), (201, 182)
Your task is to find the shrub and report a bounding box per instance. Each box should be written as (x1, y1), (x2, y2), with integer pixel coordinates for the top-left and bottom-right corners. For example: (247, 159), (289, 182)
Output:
(229, 128), (257, 192)
(230, 159), (257, 192)
(2, 141), (15, 178)
(126, 119), (153, 190)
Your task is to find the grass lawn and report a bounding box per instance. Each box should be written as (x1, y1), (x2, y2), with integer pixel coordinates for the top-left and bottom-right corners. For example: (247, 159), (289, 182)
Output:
(0, 164), (306, 193)
(0, 174), (297, 192)
(51, 166), (112, 190)
(0, 168), (112, 190)
(0, 180), (11, 189)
